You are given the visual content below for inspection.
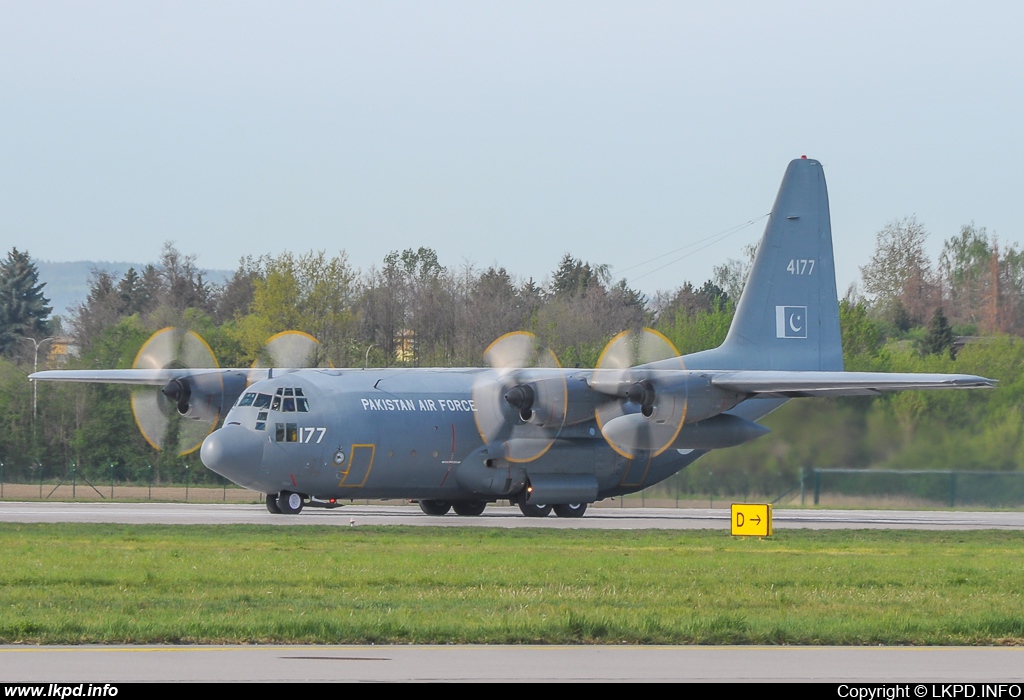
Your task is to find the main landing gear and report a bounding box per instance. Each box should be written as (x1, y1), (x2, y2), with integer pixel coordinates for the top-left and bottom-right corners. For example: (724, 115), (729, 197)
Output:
(516, 494), (588, 518)
(418, 497), (589, 517)
(418, 500), (488, 516)
(419, 499), (491, 515)
(418, 500), (452, 515)
(453, 501), (487, 516)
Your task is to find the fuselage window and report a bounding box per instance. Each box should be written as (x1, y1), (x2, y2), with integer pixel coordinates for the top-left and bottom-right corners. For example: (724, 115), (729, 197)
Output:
(283, 397), (296, 412)
(255, 421), (266, 431)
(275, 422), (299, 442)
(239, 392), (256, 407)
(297, 398), (309, 412)
(255, 411), (268, 431)
(254, 393), (272, 409)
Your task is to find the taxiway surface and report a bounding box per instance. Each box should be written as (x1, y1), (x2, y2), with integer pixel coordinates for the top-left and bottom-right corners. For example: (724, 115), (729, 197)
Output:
(2, 644), (1023, 682)
(1, 501), (1022, 529)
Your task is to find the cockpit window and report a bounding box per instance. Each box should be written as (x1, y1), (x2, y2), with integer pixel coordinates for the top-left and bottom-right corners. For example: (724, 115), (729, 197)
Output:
(251, 387), (309, 413)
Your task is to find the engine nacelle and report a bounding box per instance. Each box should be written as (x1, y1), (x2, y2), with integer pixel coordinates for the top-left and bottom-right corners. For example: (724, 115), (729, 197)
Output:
(160, 371), (249, 421)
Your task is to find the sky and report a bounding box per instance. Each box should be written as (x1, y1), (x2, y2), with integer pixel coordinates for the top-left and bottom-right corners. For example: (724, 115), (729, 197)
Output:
(2, 1), (1023, 300)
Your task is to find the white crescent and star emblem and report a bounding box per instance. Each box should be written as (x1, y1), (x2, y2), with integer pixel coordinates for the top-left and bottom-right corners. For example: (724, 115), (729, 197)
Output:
(788, 312), (803, 333)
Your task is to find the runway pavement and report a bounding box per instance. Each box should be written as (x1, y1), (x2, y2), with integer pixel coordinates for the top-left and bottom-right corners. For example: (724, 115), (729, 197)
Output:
(2, 644), (1023, 682)
(1, 500), (1023, 529)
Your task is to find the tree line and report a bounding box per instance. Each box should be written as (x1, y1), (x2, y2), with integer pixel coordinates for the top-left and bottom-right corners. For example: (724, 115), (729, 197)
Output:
(0, 214), (1022, 494)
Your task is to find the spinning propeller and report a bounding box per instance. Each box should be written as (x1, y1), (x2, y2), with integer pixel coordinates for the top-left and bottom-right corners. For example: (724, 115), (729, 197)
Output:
(592, 328), (687, 458)
(252, 330), (331, 369)
(472, 331), (568, 462)
(130, 328), (225, 456)
(130, 327), (327, 456)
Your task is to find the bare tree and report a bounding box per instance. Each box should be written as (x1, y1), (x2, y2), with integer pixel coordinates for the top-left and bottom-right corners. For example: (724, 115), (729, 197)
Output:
(860, 216), (938, 325)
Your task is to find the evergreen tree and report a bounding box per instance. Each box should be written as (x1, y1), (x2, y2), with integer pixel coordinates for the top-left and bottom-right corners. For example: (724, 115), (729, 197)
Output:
(0, 248), (52, 356)
(924, 306), (955, 358)
(550, 254), (609, 298)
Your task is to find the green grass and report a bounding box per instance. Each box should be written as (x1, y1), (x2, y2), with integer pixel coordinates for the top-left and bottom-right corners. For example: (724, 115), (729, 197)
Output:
(1, 524), (1023, 645)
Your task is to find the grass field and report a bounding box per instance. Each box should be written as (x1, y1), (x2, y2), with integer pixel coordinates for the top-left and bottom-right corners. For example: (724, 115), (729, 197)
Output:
(1, 524), (1022, 645)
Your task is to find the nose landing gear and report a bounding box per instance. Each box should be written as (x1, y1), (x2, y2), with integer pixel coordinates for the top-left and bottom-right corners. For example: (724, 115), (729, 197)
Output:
(275, 491), (304, 515)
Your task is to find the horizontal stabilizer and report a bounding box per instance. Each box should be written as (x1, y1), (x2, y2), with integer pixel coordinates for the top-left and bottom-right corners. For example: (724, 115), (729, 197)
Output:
(710, 371), (996, 397)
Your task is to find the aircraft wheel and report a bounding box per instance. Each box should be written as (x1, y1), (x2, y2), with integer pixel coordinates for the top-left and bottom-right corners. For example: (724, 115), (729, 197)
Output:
(553, 503), (588, 518)
(277, 491), (304, 515)
(452, 501), (487, 516)
(518, 501), (552, 518)
(266, 494), (282, 514)
(418, 500), (452, 515)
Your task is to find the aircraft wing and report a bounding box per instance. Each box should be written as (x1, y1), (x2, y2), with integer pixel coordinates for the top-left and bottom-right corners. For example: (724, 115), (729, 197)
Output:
(29, 368), (248, 386)
(709, 371), (996, 397)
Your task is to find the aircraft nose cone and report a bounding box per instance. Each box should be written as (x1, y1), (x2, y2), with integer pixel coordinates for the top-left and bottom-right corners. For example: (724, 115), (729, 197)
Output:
(201, 424), (265, 487)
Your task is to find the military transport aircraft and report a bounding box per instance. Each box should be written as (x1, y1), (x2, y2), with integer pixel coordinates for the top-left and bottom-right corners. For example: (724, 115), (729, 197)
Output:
(31, 158), (995, 517)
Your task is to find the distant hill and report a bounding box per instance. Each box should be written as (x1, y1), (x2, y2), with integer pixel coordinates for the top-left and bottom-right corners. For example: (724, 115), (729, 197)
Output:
(35, 261), (232, 320)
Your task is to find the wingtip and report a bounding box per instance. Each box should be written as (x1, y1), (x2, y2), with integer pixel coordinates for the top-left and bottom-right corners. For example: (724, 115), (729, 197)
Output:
(959, 376), (998, 388)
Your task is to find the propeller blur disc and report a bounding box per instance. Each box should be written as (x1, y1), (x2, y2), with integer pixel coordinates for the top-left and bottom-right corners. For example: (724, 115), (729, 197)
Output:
(472, 331), (567, 463)
(130, 328), (221, 456)
(252, 331), (331, 369)
(593, 328), (686, 458)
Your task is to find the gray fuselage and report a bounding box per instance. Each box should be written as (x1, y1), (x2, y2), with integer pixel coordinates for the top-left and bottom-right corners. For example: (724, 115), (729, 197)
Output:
(207, 367), (706, 503)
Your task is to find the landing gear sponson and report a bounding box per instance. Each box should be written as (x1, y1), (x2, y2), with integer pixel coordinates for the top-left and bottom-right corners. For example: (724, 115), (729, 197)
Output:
(416, 498), (589, 518)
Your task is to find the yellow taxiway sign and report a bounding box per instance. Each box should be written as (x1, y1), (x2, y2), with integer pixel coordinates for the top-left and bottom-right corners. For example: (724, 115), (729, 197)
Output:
(731, 503), (772, 536)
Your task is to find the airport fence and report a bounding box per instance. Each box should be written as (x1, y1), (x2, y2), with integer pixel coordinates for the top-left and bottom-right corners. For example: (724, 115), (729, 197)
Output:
(0, 459), (259, 503)
(800, 468), (1024, 509)
(623, 467), (1024, 510)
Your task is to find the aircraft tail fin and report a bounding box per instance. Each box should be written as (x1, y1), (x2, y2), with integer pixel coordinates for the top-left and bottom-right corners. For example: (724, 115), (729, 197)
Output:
(682, 157), (842, 371)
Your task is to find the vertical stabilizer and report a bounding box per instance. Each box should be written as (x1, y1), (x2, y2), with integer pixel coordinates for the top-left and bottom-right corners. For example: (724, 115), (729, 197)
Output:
(682, 157), (842, 371)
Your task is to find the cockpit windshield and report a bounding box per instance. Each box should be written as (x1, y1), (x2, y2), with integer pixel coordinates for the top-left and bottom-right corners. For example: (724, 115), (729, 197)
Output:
(238, 388), (309, 412)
